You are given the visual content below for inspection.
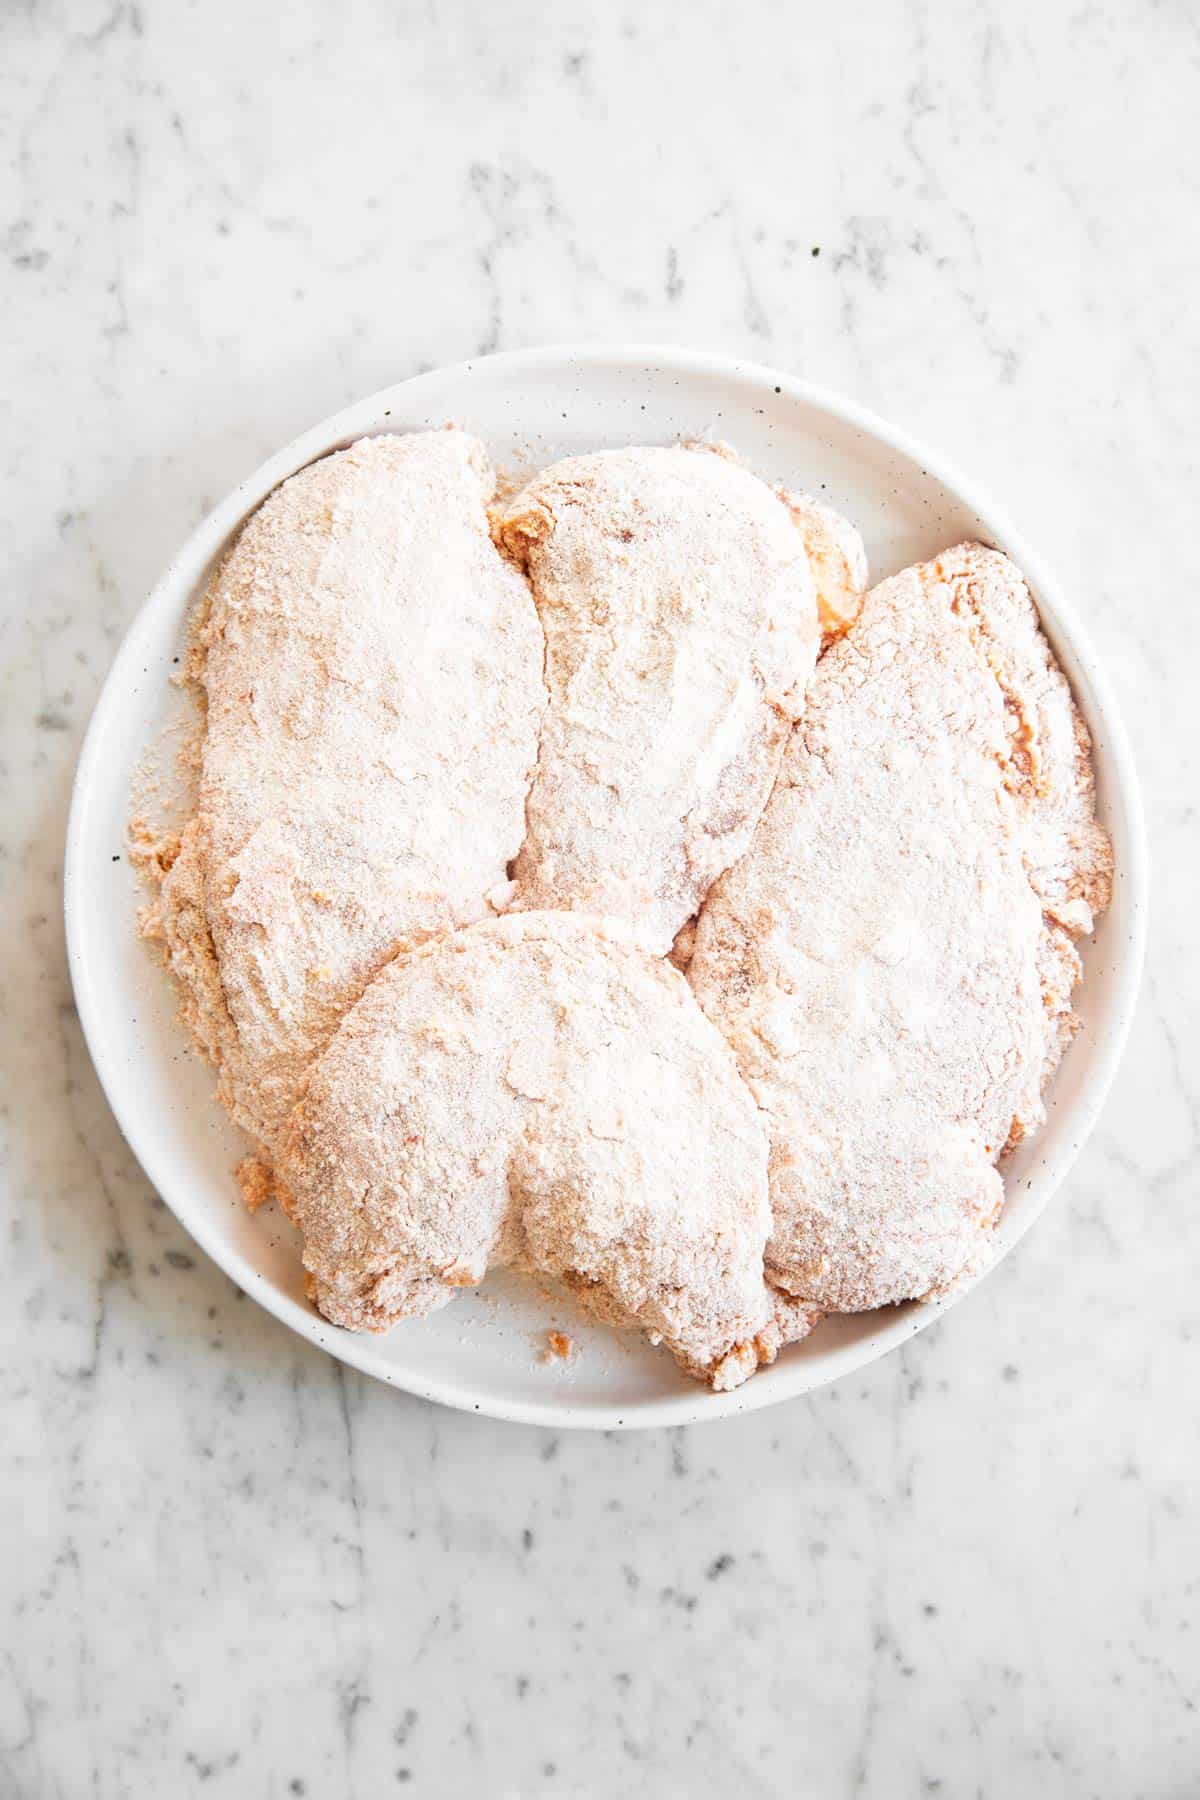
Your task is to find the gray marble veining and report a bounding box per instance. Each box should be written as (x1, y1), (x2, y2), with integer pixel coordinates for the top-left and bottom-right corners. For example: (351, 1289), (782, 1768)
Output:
(1, 1), (1197, 1795)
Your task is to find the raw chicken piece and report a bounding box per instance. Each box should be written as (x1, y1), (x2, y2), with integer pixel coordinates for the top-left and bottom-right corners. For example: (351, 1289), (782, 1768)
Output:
(778, 488), (869, 642)
(494, 445), (820, 952)
(685, 543), (1112, 1312)
(277, 913), (819, 1389)
(151, 431), (545, 1155)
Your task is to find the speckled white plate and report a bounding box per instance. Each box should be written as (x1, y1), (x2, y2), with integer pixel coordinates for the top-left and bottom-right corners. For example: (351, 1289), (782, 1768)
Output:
(64, 345), (1147, 1429)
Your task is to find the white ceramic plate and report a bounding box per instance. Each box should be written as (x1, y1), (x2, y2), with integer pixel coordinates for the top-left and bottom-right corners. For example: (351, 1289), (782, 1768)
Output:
(65, 345), (1147, 1429)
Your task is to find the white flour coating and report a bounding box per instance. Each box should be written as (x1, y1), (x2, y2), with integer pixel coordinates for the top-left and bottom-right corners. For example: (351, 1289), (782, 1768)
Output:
(278, 912), (819, 1389)
(778, 488), (869, 641)
(494, 445), (820, 952)
(147, 431), (545, 1154)
(685, 543), (1112, 1313)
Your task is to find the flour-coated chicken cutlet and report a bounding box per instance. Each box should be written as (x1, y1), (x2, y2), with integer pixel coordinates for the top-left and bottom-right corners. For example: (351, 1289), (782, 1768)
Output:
(684, 543), (1112, 1312)
(277, 912), (819, 1389)
(777, 487), (869, 642)
(494, 445), (821, 952)
(151, 431), (545, 1155)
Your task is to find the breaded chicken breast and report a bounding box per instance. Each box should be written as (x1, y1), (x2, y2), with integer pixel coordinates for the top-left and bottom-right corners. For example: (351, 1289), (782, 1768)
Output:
(777, 487), (869, 642)
(494, 445), (821, 952)
(277, 913), (819, 1389)
(684, 544), (1112, 1312)
(151, 431), (545, 1154)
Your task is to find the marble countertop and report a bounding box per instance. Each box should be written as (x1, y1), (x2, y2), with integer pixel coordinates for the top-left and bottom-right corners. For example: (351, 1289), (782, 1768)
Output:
(3, 1), (1197, 1794)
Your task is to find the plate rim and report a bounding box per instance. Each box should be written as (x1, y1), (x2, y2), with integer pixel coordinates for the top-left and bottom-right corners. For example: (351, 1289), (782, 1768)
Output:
(63, 342), (1149, 1430)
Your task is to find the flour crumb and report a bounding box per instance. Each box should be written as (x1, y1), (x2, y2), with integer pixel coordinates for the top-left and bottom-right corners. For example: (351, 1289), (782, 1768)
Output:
(236, 1155), (275, 1214)
(128, 816), (181, 881)
(540, 1330), (576, 1364)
